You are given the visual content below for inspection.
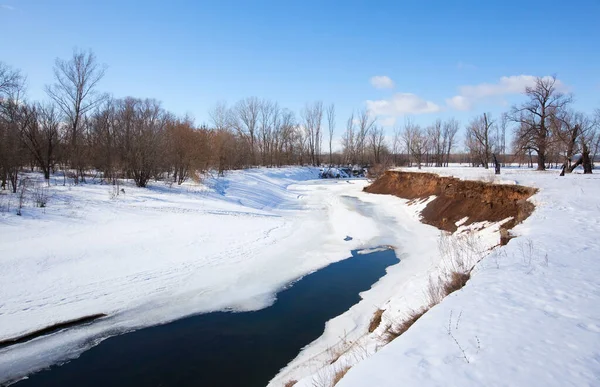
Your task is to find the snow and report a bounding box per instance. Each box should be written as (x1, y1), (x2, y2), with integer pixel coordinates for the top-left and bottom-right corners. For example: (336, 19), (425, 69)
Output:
(2, 166), (599, 387)
(0, 167), (382, 383)
(274, 167), (600, 387)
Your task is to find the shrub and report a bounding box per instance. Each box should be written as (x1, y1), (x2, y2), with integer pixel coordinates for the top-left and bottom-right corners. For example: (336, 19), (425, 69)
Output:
(16, 178), (28, 216)
(32, 184), (49, 208)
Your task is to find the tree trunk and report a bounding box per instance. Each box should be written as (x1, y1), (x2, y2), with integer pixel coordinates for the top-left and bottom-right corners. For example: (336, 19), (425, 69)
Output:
(582, 144), (593, 174)
(493, 154), (500, 175)
(536, 150), (545, 171)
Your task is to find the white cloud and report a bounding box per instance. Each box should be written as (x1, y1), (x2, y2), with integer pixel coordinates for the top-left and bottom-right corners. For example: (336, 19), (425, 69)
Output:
(0, 4), (15, 10)
(447, 75), (567, 111)
(366, 93), (441, 116)
(370, 75), (395, 89)
(460, 75), (537, 98)
(446, 95), (471, 111)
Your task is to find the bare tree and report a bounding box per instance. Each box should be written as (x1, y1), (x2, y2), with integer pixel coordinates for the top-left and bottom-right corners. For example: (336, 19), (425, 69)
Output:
(497, 113), (508, 166)
(401, 118), (416, 167)
(410, 125), (428, 169)
(554, 110), (584, 172)
(465, 113), (494, 168)
(402, 119), (427, 169)
(0, 62), (24, 98)
(580, 117), (597, 174)
(294, 124), (309, 165)
(209, 101), (234, 175)
(209, 101), (232, 132)
(301, 101), (324, 165)
(315, 103), (323, 166)
(369, 126), (387, 164)
(326, 103), (335, 165)
(427, 119), (444, 167)
(0, 64), (27, 192)
(88, 99), (118, 181)
(128, 98), (167, 187)
(355, 109), (375, 165)
(392, 126), (402, 165)
(442, 118), (459, 166)
(166, 117), (210, 184)
(558, 112), (597, 174)
(259, 99), (278, 166)
(274, 108), (296, 166)
(45, 49), (107, 181)
(232, 97), (261, 166)
(341, 112), (355, 164)
(510, 76), (572, 170)
(20, 102), (61, 182)
(593, 108), (600, 167)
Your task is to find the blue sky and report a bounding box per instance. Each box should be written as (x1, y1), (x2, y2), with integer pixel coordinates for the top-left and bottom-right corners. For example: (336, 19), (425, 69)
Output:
(2, 0), (599, 144)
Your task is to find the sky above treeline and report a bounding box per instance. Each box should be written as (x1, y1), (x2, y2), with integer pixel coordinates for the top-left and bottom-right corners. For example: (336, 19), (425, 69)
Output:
(2, 0), (599, 143)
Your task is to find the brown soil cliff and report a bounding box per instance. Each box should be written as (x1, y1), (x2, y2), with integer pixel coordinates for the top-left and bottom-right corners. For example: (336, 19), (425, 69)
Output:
(365, 171), (537, 232)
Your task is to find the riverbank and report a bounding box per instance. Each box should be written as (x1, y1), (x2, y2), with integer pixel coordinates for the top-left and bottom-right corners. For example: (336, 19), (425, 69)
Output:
(365, 170), (537, 232)
(275, 167), (600, 387)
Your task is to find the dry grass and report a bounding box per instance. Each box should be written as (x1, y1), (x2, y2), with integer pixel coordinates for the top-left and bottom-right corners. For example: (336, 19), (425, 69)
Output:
(332, 365), (352, 386)
(427, 269), (471, 307)
(383, 307), (429, 343)
(327, 332), (352, 365)
(444, 271), (470, 296)
(426, 275), (446, 306)
(284, 380), (297, 387)
(383, 267), (471, 344)
(368, 309), (384, 333)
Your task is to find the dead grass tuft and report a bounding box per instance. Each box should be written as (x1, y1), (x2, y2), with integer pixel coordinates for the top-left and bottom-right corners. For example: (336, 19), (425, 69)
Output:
(383, 307), (429, 343)
(426, 269), (471, 308)
(332, 366), (352, 386)
(443, 271), (471, 296)
(368, 309), (384, 333)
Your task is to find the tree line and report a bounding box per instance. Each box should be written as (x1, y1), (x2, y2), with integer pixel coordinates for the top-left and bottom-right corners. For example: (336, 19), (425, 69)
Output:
(0, 50), (340, 191)
(388, 76), (599, 172)
(2, 50), (599, 193)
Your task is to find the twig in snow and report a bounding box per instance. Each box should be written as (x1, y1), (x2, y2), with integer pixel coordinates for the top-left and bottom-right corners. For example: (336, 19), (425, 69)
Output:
(447, 310), (470, 363)
(456, 310), (463, 330)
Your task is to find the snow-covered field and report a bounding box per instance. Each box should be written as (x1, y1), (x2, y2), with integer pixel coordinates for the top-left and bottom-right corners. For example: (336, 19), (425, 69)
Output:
(275, 167), (600, 387)
(0, 167), (428, 384)
(1, 166), (599, 386)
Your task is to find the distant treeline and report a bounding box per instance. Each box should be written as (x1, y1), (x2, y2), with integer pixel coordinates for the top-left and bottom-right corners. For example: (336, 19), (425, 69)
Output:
(1, 50), (598, 191)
